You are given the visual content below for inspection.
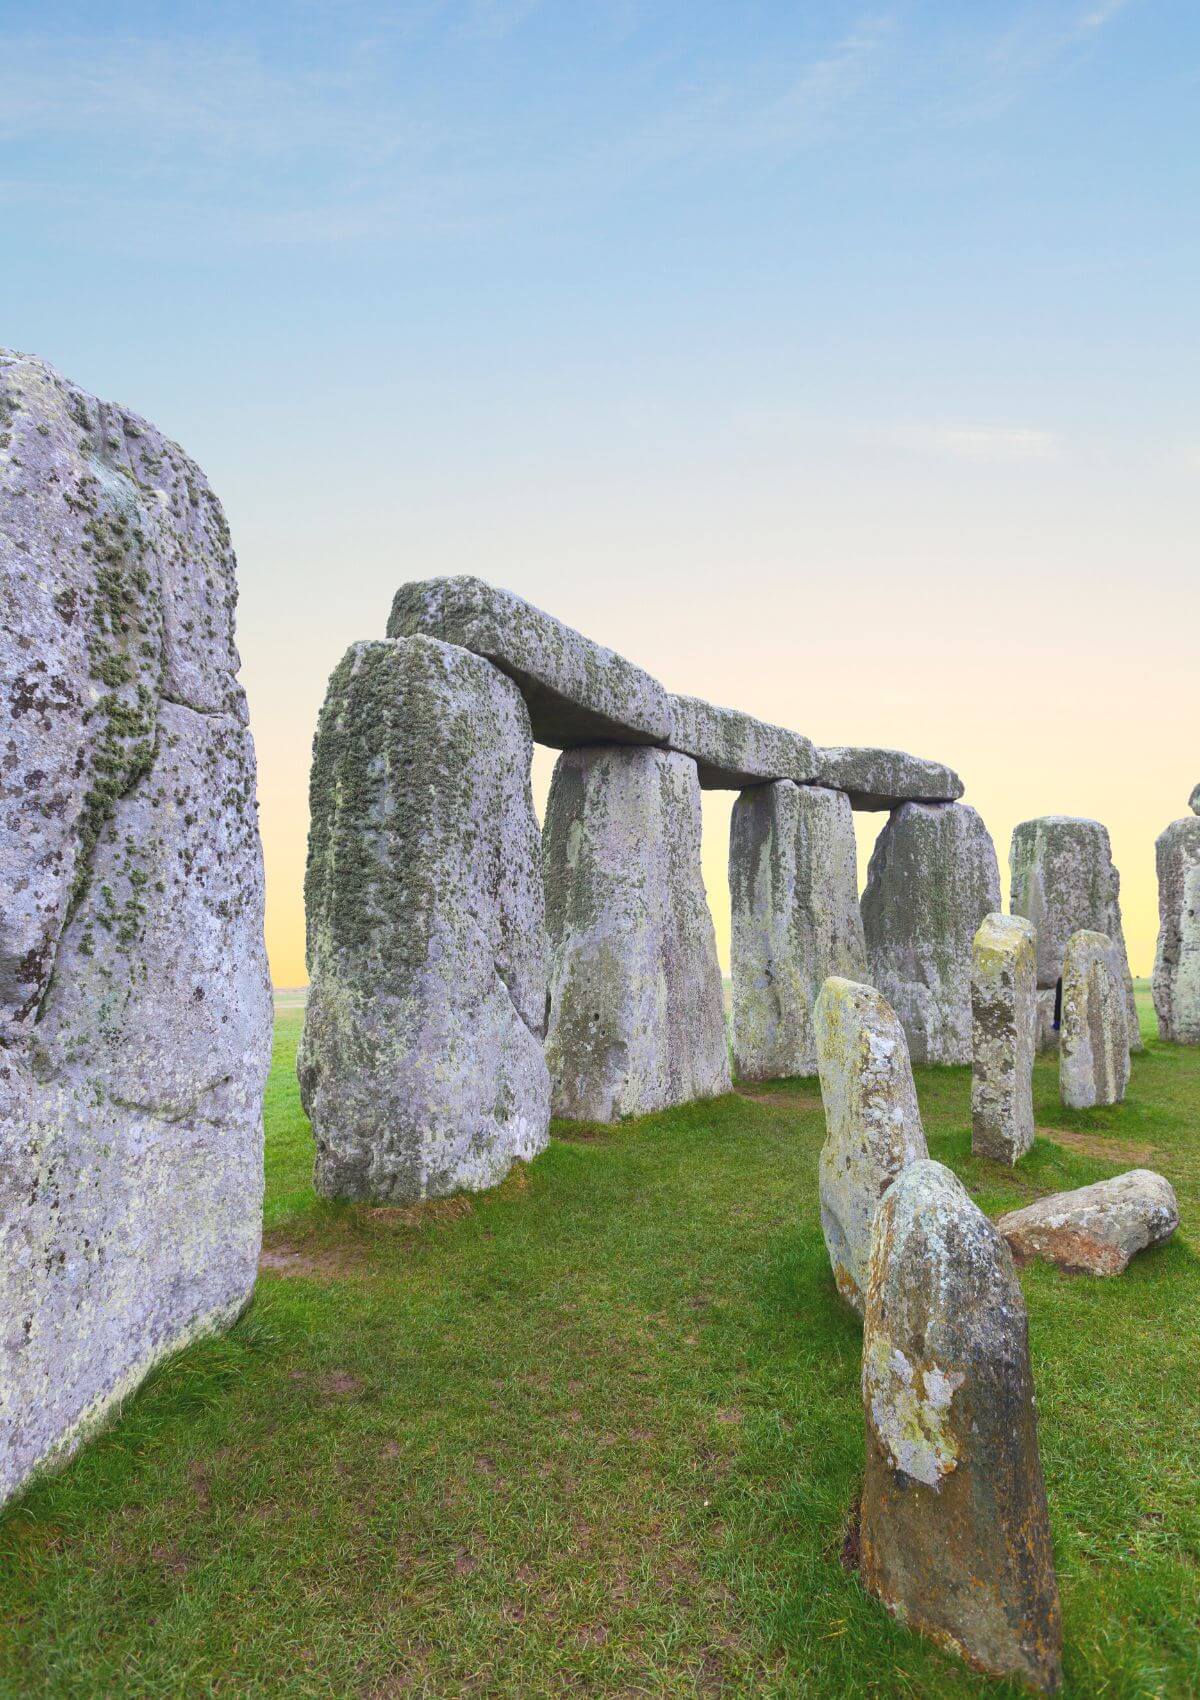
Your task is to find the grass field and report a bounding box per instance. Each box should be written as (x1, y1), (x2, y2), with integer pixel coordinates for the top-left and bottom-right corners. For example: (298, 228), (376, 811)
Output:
(1, 990), (1197, 1698)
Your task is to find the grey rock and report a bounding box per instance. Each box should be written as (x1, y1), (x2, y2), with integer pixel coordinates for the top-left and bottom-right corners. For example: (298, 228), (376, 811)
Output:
(998, 1169), (1179, 1276)
(861, 1159), (1062, 1693)
(0, 351), (271, 1508)
(1035, 987), (1061, 1054)
(1191, 783), (1200, 816)
(861, 802), (1001, 1065)
(387, 575), (671, 749)
(298, 637), (549, 1202)
(730, 784), (865, 1080)
(1152, 816), (1200, 1043)
(1059, 929), (1130, 1109)
(667, 693), (816, 789)
(971, 914), (1038, 1164)
(810, 747), (963, 811)
(814, 977), (928, 1313)
(542, 745), (730, 1121)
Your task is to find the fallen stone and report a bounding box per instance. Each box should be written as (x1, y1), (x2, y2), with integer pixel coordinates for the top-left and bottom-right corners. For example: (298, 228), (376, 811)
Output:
(668, 693), (816, 789)
(810, 747), (963, 811)
(814, 977), (928, 1312)
(998, 1170), (1179, 1275)
(1059, 929), (1130, 1109)
(1152, 815), (1200, 1043)
(861, 802), (1001, 1065)
(298, 636), (550, 1201)
(542, 745), (730, 1121)
(0, 350), (272, 1509)
(731, 783), (865, 1080)
(387, 575), (671, 749)
(971, 914), (1038, 1164)
(861, 1159), (1063, 1693)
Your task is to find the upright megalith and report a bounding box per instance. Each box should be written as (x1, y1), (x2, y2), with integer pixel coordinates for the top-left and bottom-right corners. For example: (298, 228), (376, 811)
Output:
(1152, 809), (1200, 1043)
(860, 802), (1001, 1065)
(1010, 816), (1142, 1053)
(298, 637), (550, 1202)
(1059, 929), (1130, 1109)
(730, 783), (866, 1080)
(0, 351), (272, 1508)
(971, 913), (1038, 1164)
(542, 745), (729, 1121)
(861, 1159), (1063, 1693)
(813, 978), (928, 1313)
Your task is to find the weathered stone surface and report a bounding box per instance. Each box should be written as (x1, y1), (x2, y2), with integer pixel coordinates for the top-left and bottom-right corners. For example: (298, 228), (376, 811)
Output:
(861, 1159), (1062, 1693)
(1035, 987), (1061, 1053)
(810, 747), (963, 811)
(668, 693), (816, 789)
(1010, 815), (1142, 1053)
(0, 351), (271, 1507)
(861, 802), (1001, 1065)
(1152, 816), (1200, 1043)
(542, 745), (729, 1121)
(971, 914), (1038, 1164)
(298, 637), (549, 1203)
(1191, 783), (1200, 816)
(1059, 929), (1130, 1109)
(730, 784), (865, 1080)
(387, 575), (671, 750)
(999, 1170), (1179, 1276)
(814, 977), (928, 1312)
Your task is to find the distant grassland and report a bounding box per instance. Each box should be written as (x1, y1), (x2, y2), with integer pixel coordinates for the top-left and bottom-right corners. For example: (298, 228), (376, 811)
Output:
(1, 990), (1197, 1697)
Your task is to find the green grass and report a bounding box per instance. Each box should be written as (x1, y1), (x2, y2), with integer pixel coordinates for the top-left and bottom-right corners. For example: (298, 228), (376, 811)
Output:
(2, 990), (1198, 1697)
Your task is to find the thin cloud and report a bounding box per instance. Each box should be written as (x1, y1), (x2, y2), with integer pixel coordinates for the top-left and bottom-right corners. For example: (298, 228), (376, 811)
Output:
(884, 423), (1062, 462)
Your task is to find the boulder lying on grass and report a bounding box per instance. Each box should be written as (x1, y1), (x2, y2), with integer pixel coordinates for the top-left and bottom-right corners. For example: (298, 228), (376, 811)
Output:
(971, 913), (1038, 1164)
(1059, 929), (1130, 1110)
(998, 1170), (1179, 1275)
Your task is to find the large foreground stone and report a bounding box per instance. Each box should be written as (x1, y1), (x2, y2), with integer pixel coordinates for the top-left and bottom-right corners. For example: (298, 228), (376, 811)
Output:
(1059, 929), (1130, 1109)
(814, 978), (927, 1312)
(1152, 815), (1200, 1043)
(861, 802), (1001, 1065)
(999, 1170), (1179, 1276)
(298, 637), (550, 1201)
(668, 693), (816, 789)
(810, 747), (963, 811)
(730, 784), (865, 1080)
(861, 1159), (1062, 1693)
(971, 914), (1038, 1164)
(387, 575), (671, 749)
(0, 351), (271, 1507)
(1010, 816), (1142, 1052)
(542, 745), (729, 1121)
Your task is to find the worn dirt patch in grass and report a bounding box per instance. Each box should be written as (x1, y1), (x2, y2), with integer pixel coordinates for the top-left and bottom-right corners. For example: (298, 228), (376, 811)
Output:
(1038, 1126), (1160, 1164)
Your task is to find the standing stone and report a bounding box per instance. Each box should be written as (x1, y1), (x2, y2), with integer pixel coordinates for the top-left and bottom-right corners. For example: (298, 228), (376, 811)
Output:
(971, 914), (1038, 1164)
(298, 637), (550, 1202)
(861, 1159), (1062, 1693)
(1059, 929), (1130, 1109)
(999, 1170), (1179, 1276)
(0, 351), (272, 1508)
(1190, 783), (1200, 816)
(542, 746), (729, 1121)
(1152, 814), (1200, 1043)
(813, 978), (928, 1313)
(730, 783), (866, 1080)
(860, 802), (1001, 1065)
(1010, 816), (1142, 1053)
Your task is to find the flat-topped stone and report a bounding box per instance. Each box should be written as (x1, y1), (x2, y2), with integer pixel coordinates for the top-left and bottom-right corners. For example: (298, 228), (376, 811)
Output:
(972, 913), (1038, 1164)
(387, 575), (671, 749)
(999, 1170), (1179, 1276)
(1153, 816), (1200, 1043)
(668, 693), (817, 789)
(810, 747), (963, 811)
(1059, 929), (1130, 1109)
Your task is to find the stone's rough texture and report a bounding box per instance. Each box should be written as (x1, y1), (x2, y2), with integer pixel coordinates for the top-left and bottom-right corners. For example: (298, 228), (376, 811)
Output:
(971, 914), (1038, 1164)
(542, 745), (730, 1121)
(730, 784), (865, 1080)
(813, 978), (928, 1313)
(861, 1160), (1063, 1693)
(810, 747), (964, 811)
(667, 693), (817, 789)
(298, 637), (549, 1203)
(1059, 929), (1131, 1109)
(1152, 816), (1200, 1043)
(861, 803), (1001, 1065)
(387, 575), (671, 750)
(1010, 815), (1142, 1053)
(1035, 988), (1061, 1053)
(999, 1170), (1179, 1276)
(1191, 783), (1200, 817)
(0, 351), (271, 1508)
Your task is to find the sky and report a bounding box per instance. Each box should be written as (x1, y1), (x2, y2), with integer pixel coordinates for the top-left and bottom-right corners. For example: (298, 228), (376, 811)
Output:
(3, 0), (1197, 984)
